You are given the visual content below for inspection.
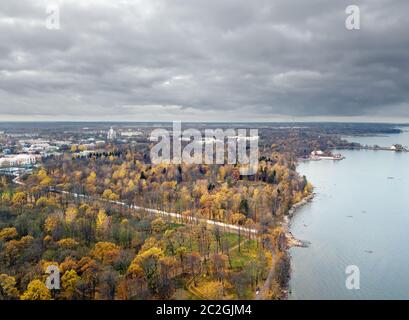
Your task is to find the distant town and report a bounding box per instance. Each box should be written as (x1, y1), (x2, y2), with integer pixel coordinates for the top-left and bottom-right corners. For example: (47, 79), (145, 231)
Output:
(1, 122), (407, 174)
(0, 125), (150, 175)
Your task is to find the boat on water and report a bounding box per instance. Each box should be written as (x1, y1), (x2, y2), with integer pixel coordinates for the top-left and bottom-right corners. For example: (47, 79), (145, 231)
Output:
(310, 150), (345, 160)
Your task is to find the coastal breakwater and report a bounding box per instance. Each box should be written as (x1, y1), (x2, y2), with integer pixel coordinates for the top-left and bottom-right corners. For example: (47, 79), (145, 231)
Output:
(339, 145), (409, 152)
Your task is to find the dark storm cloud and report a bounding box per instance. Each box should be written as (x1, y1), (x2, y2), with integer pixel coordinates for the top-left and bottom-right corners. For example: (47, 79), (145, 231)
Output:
(0, 0), (408, 121)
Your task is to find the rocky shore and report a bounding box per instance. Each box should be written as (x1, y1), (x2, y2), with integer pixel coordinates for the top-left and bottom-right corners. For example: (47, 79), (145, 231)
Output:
(279, 192), (315, 299)
(280, 192), (315, 248)
(288, 193), (315, 219)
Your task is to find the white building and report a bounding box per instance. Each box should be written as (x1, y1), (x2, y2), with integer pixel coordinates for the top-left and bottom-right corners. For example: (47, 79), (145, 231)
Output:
(95, 140), (106, 147)
(107, 127), (117, 140)
(120, 131), (142, 137)
(390, 144), (405, 151)
(0, 154), (40, 167)
(311, 150), (324, 156)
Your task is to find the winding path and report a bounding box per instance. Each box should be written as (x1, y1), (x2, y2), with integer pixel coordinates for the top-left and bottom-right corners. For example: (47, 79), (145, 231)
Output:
(13, 175), (257, 235)
(255, 252), (276, 300)
(51, 188), (258, 236)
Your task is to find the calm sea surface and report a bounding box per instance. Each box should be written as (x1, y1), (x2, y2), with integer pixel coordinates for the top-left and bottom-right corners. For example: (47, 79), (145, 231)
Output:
(289, 130), (409, 299)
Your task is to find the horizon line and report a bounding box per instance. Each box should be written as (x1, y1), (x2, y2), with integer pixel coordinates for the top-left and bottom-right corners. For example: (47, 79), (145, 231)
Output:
(0, 120), (409, 125)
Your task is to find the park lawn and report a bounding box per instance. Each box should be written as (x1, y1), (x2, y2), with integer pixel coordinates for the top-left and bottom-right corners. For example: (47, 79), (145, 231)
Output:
(168, 222), (184, 230)
(186, 231), (243, 253)
(229, 239), (262, 270)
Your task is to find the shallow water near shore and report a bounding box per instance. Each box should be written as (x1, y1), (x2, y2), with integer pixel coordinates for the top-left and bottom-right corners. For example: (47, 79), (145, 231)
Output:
(289, 130), (409, 299)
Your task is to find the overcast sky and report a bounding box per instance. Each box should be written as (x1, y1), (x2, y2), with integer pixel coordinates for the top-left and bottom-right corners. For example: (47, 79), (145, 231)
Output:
(1, 0), (408, 122)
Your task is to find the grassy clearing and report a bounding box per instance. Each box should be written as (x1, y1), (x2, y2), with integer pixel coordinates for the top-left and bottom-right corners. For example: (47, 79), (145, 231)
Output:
(230, 239), (262, 270)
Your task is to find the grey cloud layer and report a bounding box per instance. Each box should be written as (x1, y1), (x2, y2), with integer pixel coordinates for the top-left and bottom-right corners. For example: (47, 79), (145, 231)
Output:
(1, 0), (408, 121)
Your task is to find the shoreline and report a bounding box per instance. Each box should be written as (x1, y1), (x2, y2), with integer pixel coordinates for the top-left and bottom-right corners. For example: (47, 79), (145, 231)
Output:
(279, 192), (315, 299)
(281, 192), (315, 246)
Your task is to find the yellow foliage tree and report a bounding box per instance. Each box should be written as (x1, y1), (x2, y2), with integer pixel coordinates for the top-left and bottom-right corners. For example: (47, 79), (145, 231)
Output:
(86, 171), (97, 185)
(44, 215), (60, 234)
(92, 242), (120, 264)
(0, 227), (18, 241)
(151, 218), (165, 234)
(102, 189), (113, 199)
(40, 176), (52, 187)
(11, 192), (26, 208)
(65, 207), (78, 224)
(304, 182), (313, 195)
(0, 274), (19, 299)
(109, 192), (120, 201)
(96, 209), (109, 235)
(21, 280), (51, 300)
(198, 281), (224, 299)
(59, 256), (78, 274)
(128, 179), (135, 192)
(57, 238), (79, 249)
(1, 192), (10, 203)
(128, 247), (164, 280)
(37, 168), (48, 180)
(61, 269), (80, 298)
(35, 196), (49, 207)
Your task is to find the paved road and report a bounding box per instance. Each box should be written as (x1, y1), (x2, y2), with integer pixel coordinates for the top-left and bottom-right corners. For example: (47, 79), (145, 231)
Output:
(13, 175), (258, 235)
(255, 251), (276, 300)
(52, 188), (258, 235)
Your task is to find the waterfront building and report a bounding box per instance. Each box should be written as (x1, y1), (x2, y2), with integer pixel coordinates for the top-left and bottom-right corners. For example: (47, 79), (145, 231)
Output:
(310, 150), (344, 160)
(390, 144), (405, 151)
